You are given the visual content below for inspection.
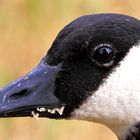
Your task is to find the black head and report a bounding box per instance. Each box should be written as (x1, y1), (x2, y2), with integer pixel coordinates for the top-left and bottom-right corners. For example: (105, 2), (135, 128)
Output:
(0, 13), (140, 119)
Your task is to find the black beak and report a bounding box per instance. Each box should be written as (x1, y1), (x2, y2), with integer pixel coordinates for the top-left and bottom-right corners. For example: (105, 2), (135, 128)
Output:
(0, 59), (64, 118)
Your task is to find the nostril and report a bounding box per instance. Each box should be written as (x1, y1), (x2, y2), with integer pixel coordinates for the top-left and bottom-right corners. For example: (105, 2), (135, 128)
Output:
(9, 89), (30, 101)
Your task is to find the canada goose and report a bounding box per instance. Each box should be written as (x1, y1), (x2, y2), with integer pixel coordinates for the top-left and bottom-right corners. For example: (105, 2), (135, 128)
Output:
(0, 13), (140, 140)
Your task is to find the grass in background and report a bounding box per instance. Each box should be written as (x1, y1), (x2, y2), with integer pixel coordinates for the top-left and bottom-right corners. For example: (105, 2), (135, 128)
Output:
(0, 0), (140, 139)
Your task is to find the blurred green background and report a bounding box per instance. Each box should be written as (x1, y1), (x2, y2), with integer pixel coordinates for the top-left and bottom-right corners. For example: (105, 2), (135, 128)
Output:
(0, 0), (139, 140)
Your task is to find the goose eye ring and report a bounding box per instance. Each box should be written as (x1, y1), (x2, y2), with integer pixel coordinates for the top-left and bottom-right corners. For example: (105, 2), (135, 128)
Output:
(91, 44), (115, 67)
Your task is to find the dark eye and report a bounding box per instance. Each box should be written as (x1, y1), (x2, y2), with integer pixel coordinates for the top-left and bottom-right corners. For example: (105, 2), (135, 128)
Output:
(91, 44), (115, 67)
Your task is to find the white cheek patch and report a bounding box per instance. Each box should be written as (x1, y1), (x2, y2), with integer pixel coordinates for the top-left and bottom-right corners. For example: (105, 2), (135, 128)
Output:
(72, 44), (140, 130)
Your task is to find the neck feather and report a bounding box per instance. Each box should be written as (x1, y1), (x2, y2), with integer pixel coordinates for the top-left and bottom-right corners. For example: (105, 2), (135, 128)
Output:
(109, 122), (140, 140)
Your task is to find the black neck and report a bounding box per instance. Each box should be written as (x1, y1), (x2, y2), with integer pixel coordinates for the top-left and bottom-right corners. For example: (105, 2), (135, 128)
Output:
(121, 122), (140, 140)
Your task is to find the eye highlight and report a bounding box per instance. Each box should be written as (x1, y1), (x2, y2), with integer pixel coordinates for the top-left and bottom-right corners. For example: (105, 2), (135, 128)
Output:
(91, 44), (115, 67)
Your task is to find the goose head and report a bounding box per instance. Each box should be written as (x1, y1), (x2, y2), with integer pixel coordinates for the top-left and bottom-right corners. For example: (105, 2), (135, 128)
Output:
(0, 13), (140, 140)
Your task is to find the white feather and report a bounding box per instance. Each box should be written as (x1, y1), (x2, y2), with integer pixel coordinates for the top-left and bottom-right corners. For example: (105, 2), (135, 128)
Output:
(72, 43), (140, 139)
